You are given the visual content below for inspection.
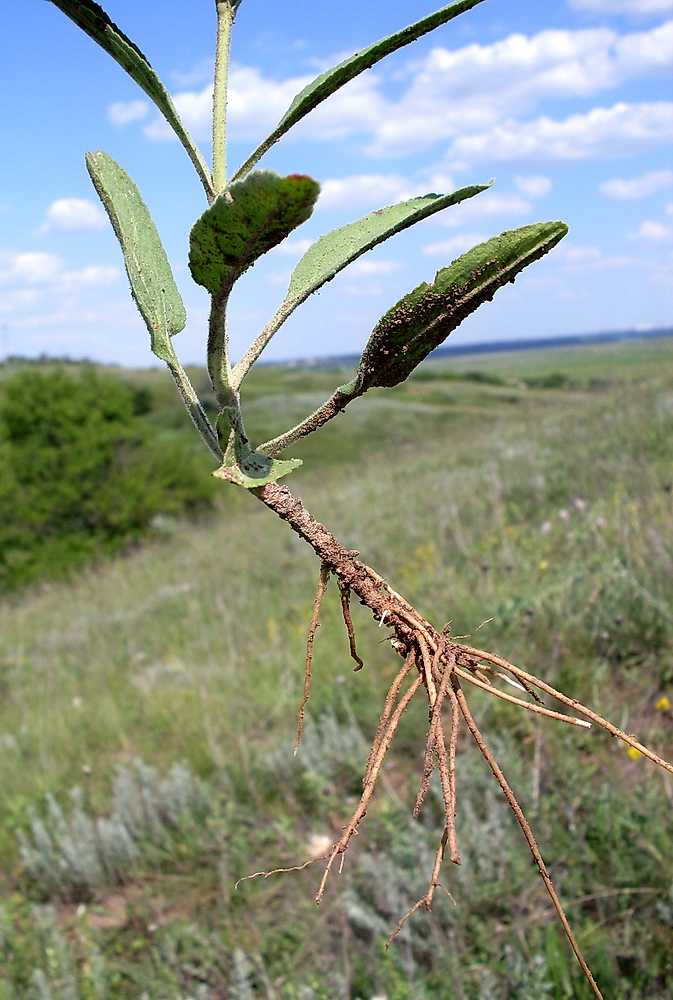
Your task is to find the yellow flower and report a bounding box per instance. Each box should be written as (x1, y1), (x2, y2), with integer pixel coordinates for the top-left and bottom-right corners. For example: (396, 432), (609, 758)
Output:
(655, 696), (671, 711)
(627, 746), (642, 760)
(538, 560), (548, 570)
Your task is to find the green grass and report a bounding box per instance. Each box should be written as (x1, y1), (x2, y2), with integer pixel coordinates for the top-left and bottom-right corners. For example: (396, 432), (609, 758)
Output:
(1, 339), (673, 998)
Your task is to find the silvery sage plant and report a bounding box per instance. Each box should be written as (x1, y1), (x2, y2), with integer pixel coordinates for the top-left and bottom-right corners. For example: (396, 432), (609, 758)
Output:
(45, 2), (673, 997)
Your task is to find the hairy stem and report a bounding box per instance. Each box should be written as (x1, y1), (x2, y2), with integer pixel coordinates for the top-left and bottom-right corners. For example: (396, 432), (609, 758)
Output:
(208, 290), (235, 409)
(213, 1), (235, 195)
(165, 355), (222, 461)
(259, 385), (361, 456)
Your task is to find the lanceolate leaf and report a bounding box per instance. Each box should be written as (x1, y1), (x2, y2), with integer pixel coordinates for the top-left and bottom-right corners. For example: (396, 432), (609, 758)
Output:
(232, 0), (486, 182)
(232, 183), (491, 384)
(86, 151), (186, 364)
(189, 171), (320, 296)
(49, 0), (214, 198)
(286, 184), (491, 310)
(352, 222), (569, 391)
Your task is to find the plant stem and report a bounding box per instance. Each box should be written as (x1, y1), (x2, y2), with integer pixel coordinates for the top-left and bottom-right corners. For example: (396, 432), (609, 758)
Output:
(208, 290), (235, 410)
(165, 354), (222, 461)
(258, 385), (361, 456)
(213, 1), (235, 196)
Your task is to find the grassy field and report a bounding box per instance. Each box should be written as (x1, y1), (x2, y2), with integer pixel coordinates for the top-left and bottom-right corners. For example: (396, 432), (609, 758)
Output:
(1, 337), (673, 999)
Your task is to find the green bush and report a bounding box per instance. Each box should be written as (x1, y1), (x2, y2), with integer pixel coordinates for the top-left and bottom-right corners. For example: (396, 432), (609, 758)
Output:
(0, 367), (216, 590)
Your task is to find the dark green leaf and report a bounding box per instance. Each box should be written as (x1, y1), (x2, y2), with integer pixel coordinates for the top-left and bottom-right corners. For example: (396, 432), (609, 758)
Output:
(353, 222), (569, 391)
(49, 0), (213, 196)
(232, 0), (486, 181)
(86, 151), (186, 363)
(189, 171), (320, 296)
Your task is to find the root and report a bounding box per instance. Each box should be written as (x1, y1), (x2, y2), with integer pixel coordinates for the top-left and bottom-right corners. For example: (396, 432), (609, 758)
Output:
(339, 582), (364, 671)
(460, 645), (673, 775)
(250, 484), (673, 996)
(316, 668), (424, 903)
(455, 665), (591, 728)
(295, 562), (330, 754)
(452, 676), (604, 1000)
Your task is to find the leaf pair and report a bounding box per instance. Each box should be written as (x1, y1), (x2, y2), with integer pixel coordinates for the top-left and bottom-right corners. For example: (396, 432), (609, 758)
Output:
(232, 182), (492, 382)
(51, 0), (487, 194)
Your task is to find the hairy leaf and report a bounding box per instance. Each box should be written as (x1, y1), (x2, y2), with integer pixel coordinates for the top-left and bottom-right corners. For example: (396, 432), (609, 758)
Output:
(86, 151), (186, 363)
(189, 171), (320, 296)
(232, 0), (486, 181)
(286, 184), (491, 310)
(49, 0), (213, 196)
(351, 222), (569, 391)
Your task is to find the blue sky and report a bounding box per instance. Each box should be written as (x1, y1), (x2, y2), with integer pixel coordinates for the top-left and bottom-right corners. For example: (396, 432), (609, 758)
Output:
(1, 0), (671, 367)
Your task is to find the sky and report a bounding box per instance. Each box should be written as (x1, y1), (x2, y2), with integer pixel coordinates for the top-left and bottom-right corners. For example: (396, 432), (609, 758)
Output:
(0, 0), (672, 367)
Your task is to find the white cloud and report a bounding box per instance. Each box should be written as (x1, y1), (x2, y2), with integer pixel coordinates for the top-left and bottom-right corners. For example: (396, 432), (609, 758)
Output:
(554, 244), (636, 269)
(341, 259), (402, 277)
(0, 251), (64, 285)
(318, 174), (422, 210)
(138, 22), (673, 164)
(366, 20), (673, 156)
(0, 250), (118, 290)
(0, 250), (119, 331)
(145, 66), (314, 141)
(109, 100), (149, 126)
(423, 233), (491, 256)
(441, 192), (531, 226)
(515, 175), (552, 197)
(629, 220), (673, 240)
(36, 198), (106, 235)
(315, 172), (461, 213)
(271, 238), (314, 257)
(600, 169), (673, 198)
(446, 102), (673, 164)
(569, 0), (673, 15)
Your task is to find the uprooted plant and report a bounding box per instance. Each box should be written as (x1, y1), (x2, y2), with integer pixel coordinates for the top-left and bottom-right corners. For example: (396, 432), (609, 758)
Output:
(46, 1), (672, 995)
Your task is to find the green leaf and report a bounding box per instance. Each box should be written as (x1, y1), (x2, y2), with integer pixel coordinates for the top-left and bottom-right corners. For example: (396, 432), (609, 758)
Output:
(85, 151), (186, 363)
(189, 171), (320, 297)
(286, 184), (491, 310)
(49, 0), (214, 197)
(232, 0), (486, 181)
(353, 222), (569, 391)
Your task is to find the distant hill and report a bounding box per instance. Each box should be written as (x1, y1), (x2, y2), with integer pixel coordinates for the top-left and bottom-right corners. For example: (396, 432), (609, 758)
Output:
(276, 326), (673, 370)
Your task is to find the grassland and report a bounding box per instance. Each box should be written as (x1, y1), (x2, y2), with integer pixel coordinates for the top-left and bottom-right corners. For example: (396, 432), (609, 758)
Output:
(1, 337), (673, 999)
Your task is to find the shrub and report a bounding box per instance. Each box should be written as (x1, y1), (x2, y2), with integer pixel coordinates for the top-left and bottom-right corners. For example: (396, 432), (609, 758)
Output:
(0, 367), (216, 590)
